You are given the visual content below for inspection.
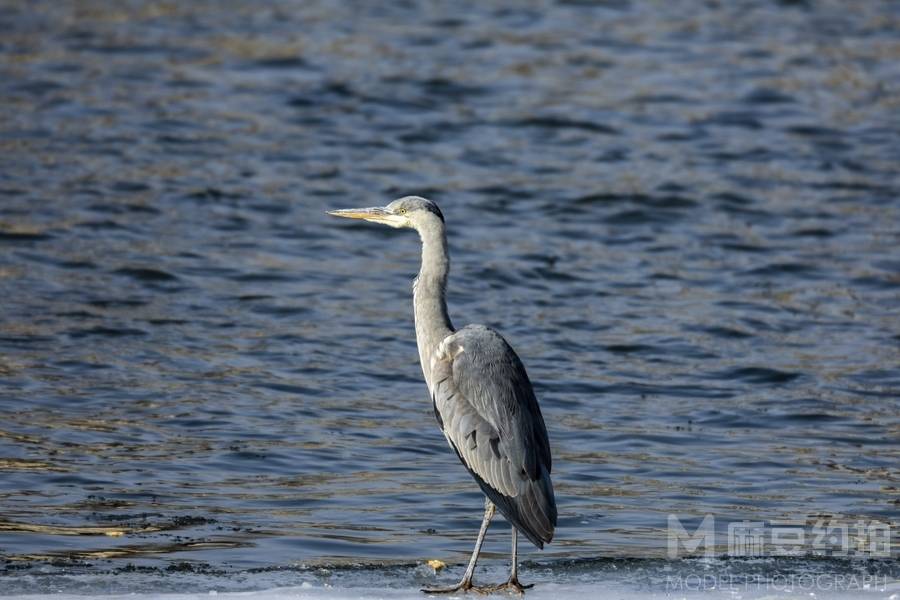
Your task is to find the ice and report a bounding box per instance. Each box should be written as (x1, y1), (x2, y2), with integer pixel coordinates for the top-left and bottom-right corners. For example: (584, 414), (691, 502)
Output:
(4, 580), (900, 600)
(2, 557), (897, 599)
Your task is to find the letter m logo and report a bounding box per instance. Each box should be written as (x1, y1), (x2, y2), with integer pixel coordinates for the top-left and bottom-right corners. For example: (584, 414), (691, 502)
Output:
(668, 514), (715, 558)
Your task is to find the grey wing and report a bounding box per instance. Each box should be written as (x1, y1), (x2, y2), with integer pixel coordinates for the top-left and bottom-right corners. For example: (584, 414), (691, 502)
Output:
(431, 324), (556, 548)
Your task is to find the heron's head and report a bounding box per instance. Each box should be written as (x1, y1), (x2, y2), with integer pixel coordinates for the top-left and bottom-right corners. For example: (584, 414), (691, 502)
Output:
(327, 196), (444, 230)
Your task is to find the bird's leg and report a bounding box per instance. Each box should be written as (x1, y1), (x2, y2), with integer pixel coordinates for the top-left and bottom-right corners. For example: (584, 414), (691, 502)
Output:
(421, 498), (495, 594)
(507, 527), (534, 591)
(479, 528), (534, 594)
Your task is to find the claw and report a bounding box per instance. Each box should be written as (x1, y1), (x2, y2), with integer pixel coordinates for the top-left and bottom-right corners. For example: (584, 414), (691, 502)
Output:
(475, 579), (532, 595)
(421, 580), (474, 594)
(422, 579), (532, 596)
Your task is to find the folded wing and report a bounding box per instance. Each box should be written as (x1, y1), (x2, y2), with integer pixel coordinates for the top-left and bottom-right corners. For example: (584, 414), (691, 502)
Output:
(431, 324), (556, 548)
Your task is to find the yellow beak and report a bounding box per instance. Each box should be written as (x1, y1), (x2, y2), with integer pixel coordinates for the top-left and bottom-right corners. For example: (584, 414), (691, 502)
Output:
(326, 206), (392, 223)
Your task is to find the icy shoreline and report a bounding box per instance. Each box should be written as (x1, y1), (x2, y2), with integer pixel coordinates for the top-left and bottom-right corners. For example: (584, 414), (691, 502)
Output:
(3, 557), (898, 599)
(4, 580), (900, 600)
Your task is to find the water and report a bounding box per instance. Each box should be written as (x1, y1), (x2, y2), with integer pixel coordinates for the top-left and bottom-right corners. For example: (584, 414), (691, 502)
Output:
(1, 0), (899, 596)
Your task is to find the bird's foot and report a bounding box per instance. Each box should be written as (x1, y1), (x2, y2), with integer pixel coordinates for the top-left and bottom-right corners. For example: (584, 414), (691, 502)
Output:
(421, 579), (475, 594)
(422, 576), (533, 595)
(476, 577), (533, 595)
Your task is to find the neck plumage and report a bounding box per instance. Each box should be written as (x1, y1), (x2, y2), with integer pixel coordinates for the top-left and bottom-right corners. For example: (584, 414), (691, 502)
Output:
(413, 220), (454, 390)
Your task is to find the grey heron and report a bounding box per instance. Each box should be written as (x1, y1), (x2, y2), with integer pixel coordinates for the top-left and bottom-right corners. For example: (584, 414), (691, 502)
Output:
(328, 196), (556, 594)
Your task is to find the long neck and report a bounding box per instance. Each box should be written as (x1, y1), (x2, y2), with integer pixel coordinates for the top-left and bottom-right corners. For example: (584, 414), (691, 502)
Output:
(413, 219), (454, 389)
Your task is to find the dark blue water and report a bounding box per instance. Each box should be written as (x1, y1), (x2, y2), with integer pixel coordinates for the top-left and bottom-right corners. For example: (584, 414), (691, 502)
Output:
(1, 0), (899, 594)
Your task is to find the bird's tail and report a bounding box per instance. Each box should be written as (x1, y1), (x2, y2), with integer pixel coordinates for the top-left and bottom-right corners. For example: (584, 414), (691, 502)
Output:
(472, 464), (557, 549)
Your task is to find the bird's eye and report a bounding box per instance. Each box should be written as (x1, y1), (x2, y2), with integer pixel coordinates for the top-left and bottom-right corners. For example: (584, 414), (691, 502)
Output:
(398, 208), (407, 215)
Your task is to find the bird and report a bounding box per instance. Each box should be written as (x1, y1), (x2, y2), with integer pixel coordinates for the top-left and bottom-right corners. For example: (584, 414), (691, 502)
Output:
(328, 196), (556, 594)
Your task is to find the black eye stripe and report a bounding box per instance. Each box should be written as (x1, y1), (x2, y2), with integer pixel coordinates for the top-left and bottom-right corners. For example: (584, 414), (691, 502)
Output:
(392, 199), (444, 222)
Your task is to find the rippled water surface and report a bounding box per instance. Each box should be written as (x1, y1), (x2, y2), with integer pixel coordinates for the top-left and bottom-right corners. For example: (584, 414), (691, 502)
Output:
(1, 0), (899, 593)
